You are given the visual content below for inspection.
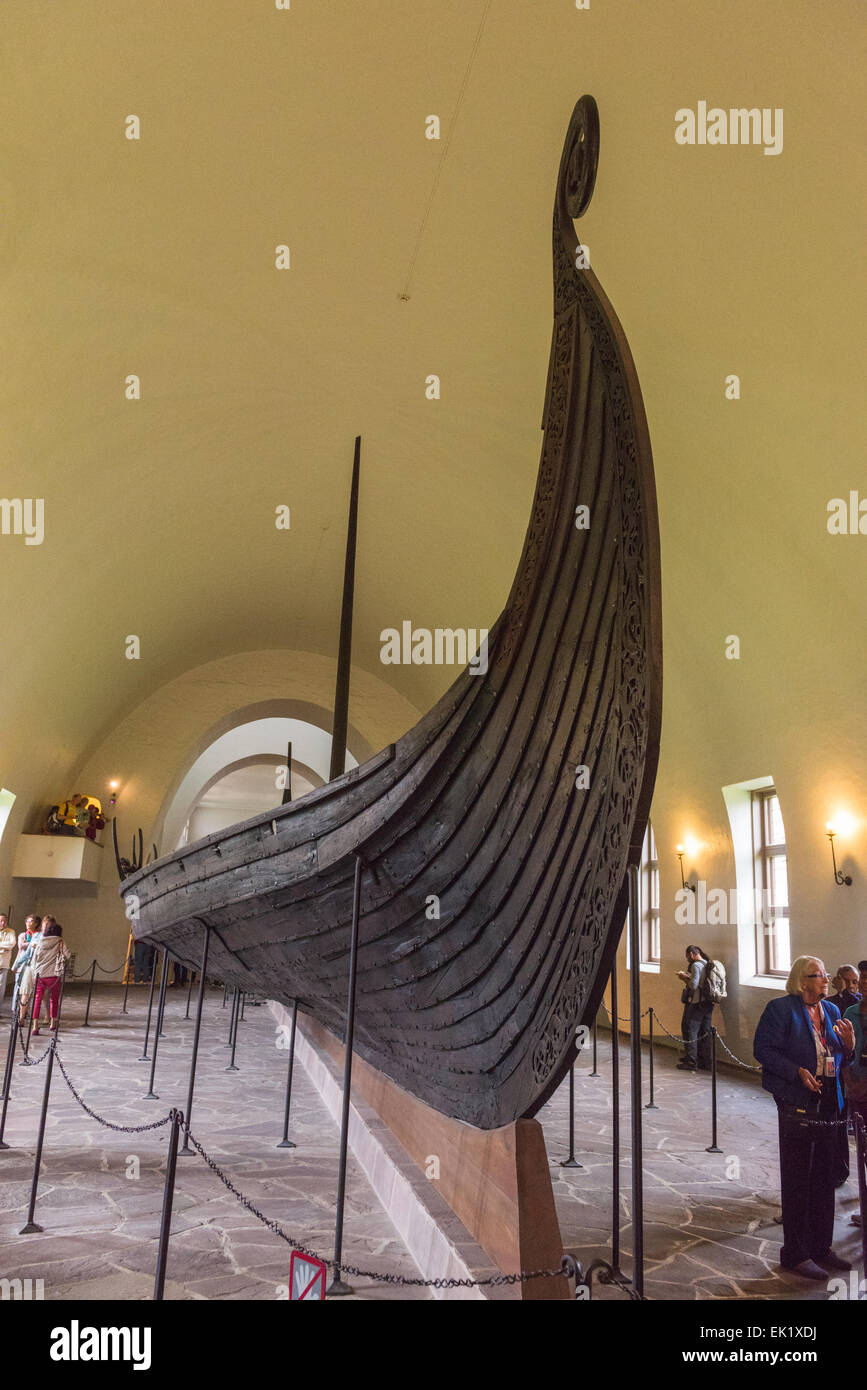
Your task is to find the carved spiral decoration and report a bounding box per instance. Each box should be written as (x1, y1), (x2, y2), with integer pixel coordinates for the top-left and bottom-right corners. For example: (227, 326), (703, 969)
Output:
(560, 95), (599, 220)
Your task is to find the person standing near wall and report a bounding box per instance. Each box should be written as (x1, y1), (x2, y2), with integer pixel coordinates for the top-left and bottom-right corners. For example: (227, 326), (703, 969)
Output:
(18, 915), (40, 953)
(0, 914), (17, 1014)
(676, 945), (713, 1071)
(753, 955), (856, 1280)
(133, 939), (155, 984)
(14, 917), (44, 1023)
(829, 965), (861, 1013)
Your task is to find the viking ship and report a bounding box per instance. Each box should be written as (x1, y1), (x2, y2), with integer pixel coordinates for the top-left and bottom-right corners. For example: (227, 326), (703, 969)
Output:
(120, 97), (662, 1131)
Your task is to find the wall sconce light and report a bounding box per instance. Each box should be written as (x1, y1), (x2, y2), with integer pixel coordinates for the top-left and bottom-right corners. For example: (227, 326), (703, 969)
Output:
(826, 822), (853, 886)
(108, 779), (120, 809)
(676, 844), (696, 893)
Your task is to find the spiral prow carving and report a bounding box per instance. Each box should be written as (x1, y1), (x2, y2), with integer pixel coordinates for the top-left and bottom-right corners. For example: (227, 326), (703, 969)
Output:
(555, 94), (600, 264)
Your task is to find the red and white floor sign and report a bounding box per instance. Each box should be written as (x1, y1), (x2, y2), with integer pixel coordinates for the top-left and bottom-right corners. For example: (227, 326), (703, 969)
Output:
(289, 1252), (327, 1301)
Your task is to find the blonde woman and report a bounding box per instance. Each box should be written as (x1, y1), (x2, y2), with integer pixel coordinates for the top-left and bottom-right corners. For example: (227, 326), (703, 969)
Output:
(754, 955), (856, 1280)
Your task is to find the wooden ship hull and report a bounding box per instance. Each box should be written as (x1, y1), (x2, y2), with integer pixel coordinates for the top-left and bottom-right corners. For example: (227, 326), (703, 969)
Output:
(121, 98), (662, 1131)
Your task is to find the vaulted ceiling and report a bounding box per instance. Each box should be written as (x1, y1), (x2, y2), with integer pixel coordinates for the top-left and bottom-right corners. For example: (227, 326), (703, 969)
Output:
(1, 2), (863, 864)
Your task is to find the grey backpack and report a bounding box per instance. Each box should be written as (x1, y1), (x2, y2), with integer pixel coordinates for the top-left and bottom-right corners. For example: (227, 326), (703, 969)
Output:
(702, 959), (727, 1003)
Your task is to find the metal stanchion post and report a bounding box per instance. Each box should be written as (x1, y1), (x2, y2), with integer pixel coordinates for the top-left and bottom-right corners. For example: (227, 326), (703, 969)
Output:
(144, 950), (171, 1100)
(23, 987), (37, 1059)
(610, 966), (621, 1276)
(222, 982), (228, 1009)
(1, 1004), (17, 1100)
(627, 862), (644, 1298)
(645, 1006), (658, 1110)
(18, 986), (64, 1234)
(277, 999), (299, 1149)
(156, 951), (171, 1037)
(225, 991), (241, 1072)
(327, 855), (364, 1297)
(854, 1112), (867, 1269)
(589, 1018), (599, 1077)
(225, 988), (238, 1045)
(184, 971), (194, 1021)
(706, 1027), (723, 1153)
(560, 1063), (582, 1169)
(19, 1036), (58, 1232)
(0, 1010), (20, 1147)
(153, 1108), (183, 1300)
(180, 923), (211, 1156)
(240, 992), (246, 1021)
(139, 953), (158, 1062)
(121, 934), (133, 1014)
(82, 959), (97, 1028)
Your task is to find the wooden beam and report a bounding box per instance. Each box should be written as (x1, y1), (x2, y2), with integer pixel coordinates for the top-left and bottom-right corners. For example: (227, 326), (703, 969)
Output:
(281, 741), (293, 806)
(329, 436), (360, 782)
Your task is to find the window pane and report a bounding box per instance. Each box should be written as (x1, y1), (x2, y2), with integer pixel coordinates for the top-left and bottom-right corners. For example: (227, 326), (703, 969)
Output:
(767, 794), (785, 846)
(650, 915), (660, 962)
(771, 855), (788, 911)
(770, 915), (791, 973)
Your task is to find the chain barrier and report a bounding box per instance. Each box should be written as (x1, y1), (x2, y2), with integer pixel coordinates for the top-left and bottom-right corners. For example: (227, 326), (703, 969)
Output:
(652, 1015), (688, 1046)
(68, 957), (126, 979)
(714, 1033), (762, 1072)
(600, 1003), (651, 1025)
(53, 1047), (173, 1133)
(8, 1033), (577, 1292)
(184, 1127), (570, 1290)
(600, 1002), (765, 1071)
(17, 1029), (52, 1065)
(781, 1112), (851, 1130)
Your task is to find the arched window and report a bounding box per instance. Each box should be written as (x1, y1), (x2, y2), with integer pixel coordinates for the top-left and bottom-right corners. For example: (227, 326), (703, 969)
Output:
(723, 773), (789, 987)
(0, 788), (16, 844)
(625, 819), (660, 970)
(752, 787), (790, 976)
(641, 821), (660, 965)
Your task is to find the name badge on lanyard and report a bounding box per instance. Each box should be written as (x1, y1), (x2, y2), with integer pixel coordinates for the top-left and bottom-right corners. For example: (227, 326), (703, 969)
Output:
(824, 1055), (836, 1078)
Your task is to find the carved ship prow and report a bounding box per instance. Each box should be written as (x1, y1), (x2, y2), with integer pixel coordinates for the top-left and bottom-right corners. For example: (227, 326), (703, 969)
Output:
(121, 97), (662, 1131)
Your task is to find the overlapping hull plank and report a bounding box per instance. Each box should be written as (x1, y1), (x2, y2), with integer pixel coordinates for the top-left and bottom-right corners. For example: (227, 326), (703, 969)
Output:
(122, 98), (662, 1130)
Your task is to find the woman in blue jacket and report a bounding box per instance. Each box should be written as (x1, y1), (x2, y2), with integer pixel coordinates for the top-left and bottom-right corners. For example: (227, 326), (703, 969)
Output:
(753, 955), (856, 1280)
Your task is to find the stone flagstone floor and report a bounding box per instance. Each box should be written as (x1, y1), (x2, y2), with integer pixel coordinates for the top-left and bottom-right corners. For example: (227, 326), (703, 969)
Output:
(0, 987), (862, 1301)
(0, 984), (431, 1301)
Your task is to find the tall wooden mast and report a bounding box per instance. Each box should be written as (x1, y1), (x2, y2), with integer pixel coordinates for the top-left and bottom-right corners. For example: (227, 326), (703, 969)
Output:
(329, 436), (360, 782)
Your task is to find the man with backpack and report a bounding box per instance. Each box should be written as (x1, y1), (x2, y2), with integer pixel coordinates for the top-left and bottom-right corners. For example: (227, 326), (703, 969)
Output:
(676, 945), (726, 1071)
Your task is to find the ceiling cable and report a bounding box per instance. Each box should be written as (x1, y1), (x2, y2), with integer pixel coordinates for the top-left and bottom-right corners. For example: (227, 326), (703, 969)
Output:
(398, 0), (493, 301)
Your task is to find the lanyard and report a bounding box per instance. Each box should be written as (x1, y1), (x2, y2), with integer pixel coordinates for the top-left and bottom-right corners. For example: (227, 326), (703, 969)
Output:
(808, 1006), (826, 1041)
(808, 1005), (825, 1032)
(808, 1004), (835, 1076)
